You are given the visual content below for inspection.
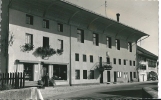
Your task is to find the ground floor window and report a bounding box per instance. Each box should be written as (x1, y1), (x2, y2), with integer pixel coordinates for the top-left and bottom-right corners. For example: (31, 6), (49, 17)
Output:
(75, 70), (80, 79)
(124, 72), (128, 78)
(90, 70), (94, 79)
(24, 63), (34, 81)
(117, 71), (122, 78)
(53, 64), (67, 80)
(83, 70), (87, 79)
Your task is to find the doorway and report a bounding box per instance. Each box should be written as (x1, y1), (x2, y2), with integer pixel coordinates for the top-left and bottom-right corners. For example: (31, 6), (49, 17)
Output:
(100, 72), (103, 83)
(114, 71), (117, 82)
(43, 64), (49, 76)
(130, 72), (132, 81)
(107, 71), (110, 82)
(24, 63), (34, 81)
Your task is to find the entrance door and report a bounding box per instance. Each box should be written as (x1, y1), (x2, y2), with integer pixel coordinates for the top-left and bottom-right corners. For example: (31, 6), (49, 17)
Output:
(24, 63), (34, 81)
(107, 71), (110, 82)
(43, 64), (49, 76)
(99, 57), (103, 83)
(130, 72), (132, 81)
(114, 71), (117, 82)
(100, 72), (103, 83)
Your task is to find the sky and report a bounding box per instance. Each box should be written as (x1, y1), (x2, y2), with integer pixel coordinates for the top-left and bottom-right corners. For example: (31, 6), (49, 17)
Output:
(65, 0), (159, 56)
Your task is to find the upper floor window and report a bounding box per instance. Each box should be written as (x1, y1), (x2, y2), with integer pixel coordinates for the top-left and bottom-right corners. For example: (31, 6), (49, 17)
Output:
(90, 55), (93, 63)
(119, 59), (121, 65)
(57, 23), (63, 32)
(83, 54), (86, 62)
(107, 57), (110, 63)
(113, 58), (116, 64)
(133, 61), (135, 66)
(129, 60), (132, 66)
(26, 14), (33, 25)
(106, 37), (112, 48)
(25, 33), (33, 45)
(75, 53), (79, 61)
(77, 29), (84, 43)
(124, 59), (126, 65)
(58, 39), (63, 50)
(128, 42), (132, 52)
(43, 37), (49, 48)
(83, 70), (87, 79)
(115, 39), (120, 50)
(93, 33), (99, 46)
(43, 19), (49, 29)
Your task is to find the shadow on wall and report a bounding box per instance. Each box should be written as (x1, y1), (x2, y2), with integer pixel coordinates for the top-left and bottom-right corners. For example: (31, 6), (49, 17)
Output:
(87, 62), (100, 79)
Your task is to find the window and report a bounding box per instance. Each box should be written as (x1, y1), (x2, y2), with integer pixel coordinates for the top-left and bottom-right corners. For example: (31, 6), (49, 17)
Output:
(57, 23), (63, 32)
(124, 59), (126, 65)
(53, 65), (67, 80)
(83, 55), (86, 62)
(113, 58), (116, 64)
(117, 72), (122, 78)
(133, 72), (136, 78)
(43, 19), (49, 29)
(25, 33), (33, 45)
(43, 37), (49, 48)
(75, 53), (79, 61)
(93, 33), (99, 46)
(90, 55), (93, 63)
(58, 39), (63, 50)
(90, 70), (94, 79)
(75, 70), (80, 79)
(128, 42), (132, 52)
(106, 36), (112, 48)
(115, 39), (120, 50)
(133, 61), (135, 66)
(129, 60), (132, 66)
(119, 59), (121, 65)
(124, 72), (128, 78)
(26, 14), (33, 25)
(83, 70), (87, 79)
(107, 57), (110, 63)
(77, 29), (84, 43)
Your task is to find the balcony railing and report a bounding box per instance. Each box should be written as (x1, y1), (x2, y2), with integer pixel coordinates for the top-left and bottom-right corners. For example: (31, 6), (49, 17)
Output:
(96, 62), (112, 71)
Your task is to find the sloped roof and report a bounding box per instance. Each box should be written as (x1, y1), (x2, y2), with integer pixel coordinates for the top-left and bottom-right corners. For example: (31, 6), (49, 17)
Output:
(137, 46), (158, 60)
(9, 0), (148, 42)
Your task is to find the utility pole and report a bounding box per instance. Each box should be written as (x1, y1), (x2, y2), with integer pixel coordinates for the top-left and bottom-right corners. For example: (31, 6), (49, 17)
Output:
(105, 0), (107, 17)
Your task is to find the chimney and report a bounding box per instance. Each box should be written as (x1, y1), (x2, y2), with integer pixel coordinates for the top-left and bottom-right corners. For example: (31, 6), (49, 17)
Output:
(116, 13), (120, 22)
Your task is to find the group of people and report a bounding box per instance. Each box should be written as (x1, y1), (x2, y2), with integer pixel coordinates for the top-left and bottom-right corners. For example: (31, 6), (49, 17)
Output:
(41, 73), (56, 87)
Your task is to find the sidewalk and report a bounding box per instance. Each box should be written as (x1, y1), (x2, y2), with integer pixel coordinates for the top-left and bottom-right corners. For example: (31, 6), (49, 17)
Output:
(39, 81), (158, 99)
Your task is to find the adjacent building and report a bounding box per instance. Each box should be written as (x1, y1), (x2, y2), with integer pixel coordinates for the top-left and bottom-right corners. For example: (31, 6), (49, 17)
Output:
(137, 46), (158, 82)
(1, 0), (148, 86)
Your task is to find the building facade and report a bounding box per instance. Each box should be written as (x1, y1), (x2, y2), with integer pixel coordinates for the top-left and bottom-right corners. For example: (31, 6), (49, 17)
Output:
(137, 46), (158, 82)
(1, 0), (148, 86)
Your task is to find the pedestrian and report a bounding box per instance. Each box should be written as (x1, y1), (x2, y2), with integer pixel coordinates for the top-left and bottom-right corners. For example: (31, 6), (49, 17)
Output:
(51, 75), (56, 87)
(45, 73), (49, 87)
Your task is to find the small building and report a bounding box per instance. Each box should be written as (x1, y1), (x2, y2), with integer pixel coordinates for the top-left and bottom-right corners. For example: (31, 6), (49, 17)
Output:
(137, 46), (158, 82)
(0, 0), (149, 86)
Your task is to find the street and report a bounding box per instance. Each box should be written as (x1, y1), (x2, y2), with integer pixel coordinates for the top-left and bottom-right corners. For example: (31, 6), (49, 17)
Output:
(44, 82), (158, 99)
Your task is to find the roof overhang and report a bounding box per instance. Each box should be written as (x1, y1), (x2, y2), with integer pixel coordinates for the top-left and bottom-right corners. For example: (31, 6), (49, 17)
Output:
(9, 0), (148, 42)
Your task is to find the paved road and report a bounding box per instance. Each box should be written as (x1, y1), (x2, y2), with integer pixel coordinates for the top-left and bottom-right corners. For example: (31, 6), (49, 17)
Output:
(46, 82), (158, 99)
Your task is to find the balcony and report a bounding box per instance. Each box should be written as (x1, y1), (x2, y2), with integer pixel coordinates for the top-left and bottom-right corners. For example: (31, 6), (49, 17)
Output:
(96, 62), (112, 71)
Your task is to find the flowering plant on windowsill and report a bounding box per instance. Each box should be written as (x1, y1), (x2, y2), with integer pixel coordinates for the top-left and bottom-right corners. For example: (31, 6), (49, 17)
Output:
(34, 46), (56, 59)
(21, 43), (34, 52)
(57, 49), (63, 55)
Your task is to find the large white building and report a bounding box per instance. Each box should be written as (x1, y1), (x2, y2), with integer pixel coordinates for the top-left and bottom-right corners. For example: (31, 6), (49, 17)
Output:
(0, 0), (148, 86)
